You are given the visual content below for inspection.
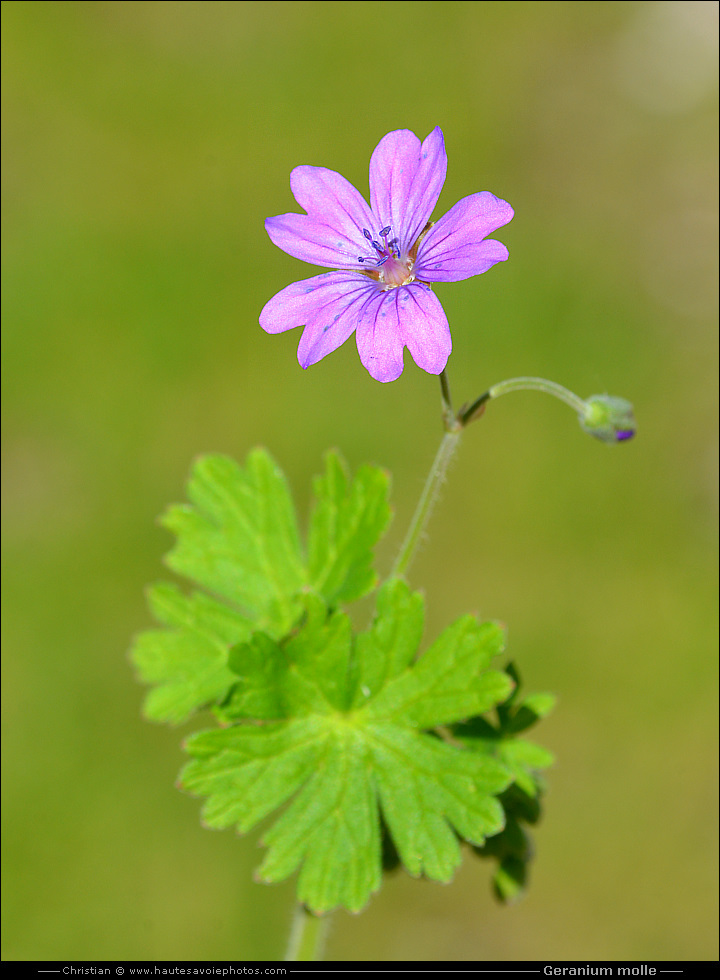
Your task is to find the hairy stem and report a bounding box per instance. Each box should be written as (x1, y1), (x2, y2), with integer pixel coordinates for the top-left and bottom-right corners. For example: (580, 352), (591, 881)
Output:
(390, 372), (463, 579)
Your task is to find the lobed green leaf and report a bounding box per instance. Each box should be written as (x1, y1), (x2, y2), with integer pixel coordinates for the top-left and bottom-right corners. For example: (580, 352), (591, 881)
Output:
(180, 578), (515, 913)
(131, 449), (392, 724)
(132, 449), (553, 912)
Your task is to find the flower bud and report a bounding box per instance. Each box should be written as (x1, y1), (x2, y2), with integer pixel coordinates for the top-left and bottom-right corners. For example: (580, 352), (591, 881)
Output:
(579, 395), (636, 444)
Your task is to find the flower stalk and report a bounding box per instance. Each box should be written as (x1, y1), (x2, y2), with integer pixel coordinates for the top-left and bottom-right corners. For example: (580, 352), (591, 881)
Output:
(460, 376), (587, 425)
(391, 373), (635, 578)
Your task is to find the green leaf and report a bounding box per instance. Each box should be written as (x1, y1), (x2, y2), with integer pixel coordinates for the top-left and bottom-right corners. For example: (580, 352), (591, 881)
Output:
(221, 597), (354, 721)
(131, 449), (392, 724)
(363, 725), (509, 883)
(493, 854), (528, 903)
(258, 727), (381, 913)
(348, 576), (425, 708)
(180, 579), (514, 914)
(457, 664), (556, 797)
(131, 583), (251, 724)
(519, 692), (556, 719)
(363, 615), (511, 729)
(307, 451), (392, 606)
(472, 784), (541, 903)
(225, 632), (289, 721)
(161, 451), (306, 634)
(504, 692), (557, 735)
(456, 664), (556, 902)
(498, 740), (554, 797)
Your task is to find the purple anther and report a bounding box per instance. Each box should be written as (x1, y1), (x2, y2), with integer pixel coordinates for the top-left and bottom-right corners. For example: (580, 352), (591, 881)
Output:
(616, 430), (635, 442)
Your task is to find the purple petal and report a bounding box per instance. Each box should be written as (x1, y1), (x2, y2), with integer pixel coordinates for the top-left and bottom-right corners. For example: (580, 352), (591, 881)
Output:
(415, 192), (514, 283)
(296, 277), (380, 369)
(396, 283), (452, 375)
(355, 290), (406, 383)
(355, 282), (451, 382)
(265, 213), (365, 269)
(290, 166), (376, 249)
(369, 127), (447, 253)
(259, 271), (371, 335)
(264, 166), (380, 270)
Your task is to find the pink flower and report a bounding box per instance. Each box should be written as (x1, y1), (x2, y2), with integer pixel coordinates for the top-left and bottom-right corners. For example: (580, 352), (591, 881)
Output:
(260, 128), (513, 383)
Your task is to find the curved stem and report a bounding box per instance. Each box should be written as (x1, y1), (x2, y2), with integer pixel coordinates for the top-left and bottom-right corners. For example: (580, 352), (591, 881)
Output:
(461, 376), (586, 425)
(285, 904), (330, 961)
(490, 377), (587, 412)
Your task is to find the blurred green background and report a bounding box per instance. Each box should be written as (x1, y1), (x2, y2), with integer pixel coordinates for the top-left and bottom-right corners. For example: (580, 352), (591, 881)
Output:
(2, 0), (717, 962)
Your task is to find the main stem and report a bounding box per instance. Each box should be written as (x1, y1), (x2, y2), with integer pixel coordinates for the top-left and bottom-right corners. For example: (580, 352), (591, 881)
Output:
(391, 371), (462, 579)
(391, 429), (461, 579)
(285, 904), (330, 961)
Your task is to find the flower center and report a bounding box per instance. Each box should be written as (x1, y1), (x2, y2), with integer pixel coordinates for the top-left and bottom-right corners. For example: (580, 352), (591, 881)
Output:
(357, 226), (415, 289)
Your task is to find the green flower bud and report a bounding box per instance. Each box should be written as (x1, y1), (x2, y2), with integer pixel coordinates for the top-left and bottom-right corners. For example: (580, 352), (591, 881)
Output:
(579, 395), (636, 444)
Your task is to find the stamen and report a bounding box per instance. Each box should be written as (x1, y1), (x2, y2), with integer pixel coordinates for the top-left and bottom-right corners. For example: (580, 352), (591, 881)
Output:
(358, 225), (400, 268)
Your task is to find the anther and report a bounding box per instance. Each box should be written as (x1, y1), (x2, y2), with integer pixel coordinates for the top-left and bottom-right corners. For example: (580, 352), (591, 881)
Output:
(358, 224), (400, 268)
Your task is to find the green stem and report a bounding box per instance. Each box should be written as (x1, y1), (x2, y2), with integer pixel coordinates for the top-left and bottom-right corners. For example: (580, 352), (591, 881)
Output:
(439, 367), (456, 429)
(284, 904), (330, 961)
(461, 376), (586, 425)
(391, 427), (461, 579)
